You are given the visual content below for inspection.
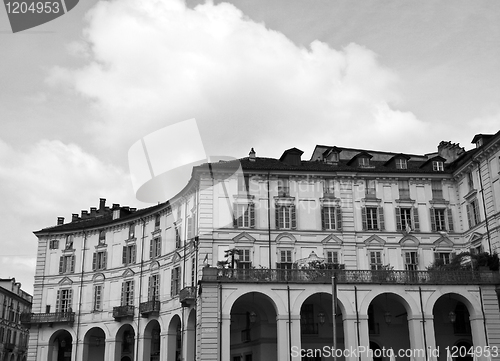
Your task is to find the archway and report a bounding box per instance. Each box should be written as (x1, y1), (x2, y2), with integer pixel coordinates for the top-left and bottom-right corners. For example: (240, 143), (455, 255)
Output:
(368, 293), (411, 361)
(83, 327), (106, 361)
(433, 294), (473, 361)
(115, 324), (135, 361)
(47, 329), (73, 361)
(230, 292), (278, 361)
(300, 292), (345, 361)
(143, 320), (161, 361)
(167, 315), (182, 361)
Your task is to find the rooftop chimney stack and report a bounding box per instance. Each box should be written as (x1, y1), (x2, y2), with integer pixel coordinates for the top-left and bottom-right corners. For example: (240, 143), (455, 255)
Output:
(99, 198), (106, 212)
(72, 214), (79, 222)
(90, 207), (97, 217)
(437, 141), (465, 163)
(249, 148), (256, 162)
(57, 217), (64, 225)
(81, 210), (88, 219)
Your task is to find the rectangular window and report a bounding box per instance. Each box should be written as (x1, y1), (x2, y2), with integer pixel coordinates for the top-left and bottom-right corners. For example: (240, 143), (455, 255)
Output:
(321, 206), (342, 230)
(49, 240), (59, 250)
(362, 207), (384, 231)
(277, 178), (289, 197)
(435, 252), (452, 265)
(148, 274), (160, 301)
(238, 175), (249, 193)
(234, 203), (256, 228)
(92, 251), (107, 271)
(59, 255), (75, 274)
(358, 157), (370, 168)
(93, 284), (103, 311)
(171, 267), (181, 296)
(433, 161), (444, 171)
(405, 251), (418, 271)
(275, 204), (296, 229)
(65, 235), (74, 250)
(395, 158), (407, 169)
(98, 230), (106, 244)
(155, 215), (161, 230)
(366, 180), (376, 198)
(187, 216), (194, 239)
(121, 280), (134, 306)
(175, 227), (182, 248)
(56, 289), (73, 313)
(277, 250), (293, 269)
(122, 244), (136, 265)
(467, 200), (481, 228)
(467, 172), (474, 190)
(370, 251), (383, 270)
(326, 251), (339, 265)
(237, 249), (252, 269)
(191, 258), (196, 286)
(395, 207), (419, 232)
(430, 208), (452, 232)
(150, 237), (161, 258)
(324, 179), (335, 195)
(431, 180), (443, 199)
(398, 180), (410, 199)
(128, 224), (135, 239)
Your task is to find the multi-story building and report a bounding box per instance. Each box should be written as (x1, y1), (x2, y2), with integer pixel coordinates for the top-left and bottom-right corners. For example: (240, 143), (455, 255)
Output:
(25, 131), (500, 361)
(0, 278), (32, 361)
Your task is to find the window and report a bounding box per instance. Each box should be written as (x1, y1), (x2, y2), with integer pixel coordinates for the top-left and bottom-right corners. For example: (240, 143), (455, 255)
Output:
(362, 207), (384, 231)
(431, 180), (443, 199)
(154, 214), (161, 230)
(398, 180), (410, 199)
(430, 208), (453, 232)
(325, 251), (340, 268)
(395, 207), (419, 232)
(121, 280), (134, 306)
(92, 251), (107, 271)
(277, 178), (290, 197)
(148, 274), (160, 301)
(277, 250), (293, 270)
(467, 172), (474, 190)
(191, 258), (196, 286)
(366, 180), (376, 198)
(433, 161), (444, 171)
(98, 230), (106, 245)
(150, 237), (161, 258)
(59, 255), (75, 274)
(65, 235), (74, 250)
(369, 251), (383, 270)
(122, 244), (136, 265)
(56, 289), (73, 313)
(175, 226), (182, 248)
(435, 252), (452, 265)
(187, 216), (195, 239)
(358, 157), (370, 168)
(234, 203), (255, 228)
(275, 204), (296, 229)
(171, 267), (181, 296)
(128, 224), (135, 239)
(49, 240), (59, 250)
(324, 179), (336, 195)
(321, 206), (342, 230)
(93, 284), (103, 311)
(238, 175), (249, 193)
(237, 249), (251, 269)
(395, 158), (407, 169)
(467, 200), (480, 228)
(405, 251), (418, 271)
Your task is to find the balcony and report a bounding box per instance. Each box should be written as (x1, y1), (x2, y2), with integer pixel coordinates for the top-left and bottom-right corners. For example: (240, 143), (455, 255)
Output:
(179, 286), (196, 307)
(3, 342), (15, 351)
(112, 305), (134, 320)
(20, 312), (75, 326)
(202, 267), (500, 285)
(139, 300), (160, 317)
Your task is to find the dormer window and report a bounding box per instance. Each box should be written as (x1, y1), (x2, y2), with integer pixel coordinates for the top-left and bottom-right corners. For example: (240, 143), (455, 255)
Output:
(358, 157), (370, 168)
(330, 152), (339, 162)
(395, 158), (407, 169)
(433, 161), (444, 171)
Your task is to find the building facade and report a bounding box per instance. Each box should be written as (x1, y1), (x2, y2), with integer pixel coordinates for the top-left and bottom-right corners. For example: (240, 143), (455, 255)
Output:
(25, 131), (500, 361)
(0, 278), (32, 361)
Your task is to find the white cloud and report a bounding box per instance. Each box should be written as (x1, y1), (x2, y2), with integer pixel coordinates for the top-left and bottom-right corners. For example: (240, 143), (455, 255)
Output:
(49, 0), (430, 159)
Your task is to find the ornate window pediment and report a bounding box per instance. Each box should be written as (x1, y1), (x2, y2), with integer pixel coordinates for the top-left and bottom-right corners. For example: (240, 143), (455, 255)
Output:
(321, 234), (343, 246)
(92, 273), (105, 282)
(276, 232), (297, 244)
(364, 235), (385, 247)
(122, 268), (135, 278)
(233, 232), (256, 244)
(399, 235), (420, 248)
(58, 277), (73, 286)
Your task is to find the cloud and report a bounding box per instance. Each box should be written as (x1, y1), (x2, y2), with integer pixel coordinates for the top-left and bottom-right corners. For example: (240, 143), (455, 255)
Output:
(49, 0), (429, 158)
(0, 138), (136, 293)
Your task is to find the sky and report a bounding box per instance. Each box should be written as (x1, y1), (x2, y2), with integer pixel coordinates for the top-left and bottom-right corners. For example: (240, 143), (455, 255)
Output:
(1, 0), (499, 294)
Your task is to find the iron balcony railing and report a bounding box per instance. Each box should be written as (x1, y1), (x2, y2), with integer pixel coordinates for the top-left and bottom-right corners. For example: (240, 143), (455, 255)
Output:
(179, 286), (196, 307)
(112, 305), (135, 320)
(3, 342), (15, 351)
(139, 300), (160, 317)
(20, 312), (75, 325)
(202, 267), (500, 285)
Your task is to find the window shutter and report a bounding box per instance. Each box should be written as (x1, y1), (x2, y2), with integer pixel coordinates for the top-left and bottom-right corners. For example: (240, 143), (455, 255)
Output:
(121, 282), (126, 305)
(291, 204), (297, 229)
(68, 289), (73, 310)
(187, 217), (193, 239)
(132, 245), (136, 264)
(361, 207), (367, 230)
(430, 208), (437, 231)
(122, 246), (127, 264)
(249, 204), (255, 228)
(450, 252), (456, 260)
(158, 239), (162, 257)
(413, 208), (420, 231)
(336, 207), (342, 231)
(56, 290), (60, 313)
(378, 207), (385, 231)
(233, 204), (238, 228)
(148, 276), (152, 300)
(59, 256), (64, 274)
(92, 253), (97, 271)
(103, 251), (107, 270)
(150, 239), (153, 258)
(395, 208), (402, 231)
(447, 209), (454, 232)
(433, 252), (439, 262)
(474, 201), (481, 222)
(70, 255), (75, 273)
(321, 207), (326, 230)
(130, 281), (134, 305)
(170, 270), (174, 296)
(275, 206), (280, 229)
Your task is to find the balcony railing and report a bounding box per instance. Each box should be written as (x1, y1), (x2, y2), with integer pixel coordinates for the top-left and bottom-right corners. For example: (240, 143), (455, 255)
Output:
(179, 286), (196, 307)
(3, 342), (15, 351)
(20, 312), (75, 326)
(202, 268), (500, 285)
(112, 305), (134, 320)
(139, 300), (160, 317)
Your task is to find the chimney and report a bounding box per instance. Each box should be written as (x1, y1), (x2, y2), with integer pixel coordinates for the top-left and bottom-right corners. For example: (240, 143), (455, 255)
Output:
(249, 148), (256, 162)
(130, 208), (137, 212)
(81, 210), (88, 219)
(72, 214), (79, 222)
(90, 207), (97, 217)
(99, 198), (106, 211)
(437, 141), (465, 163)
(57, 217), (64, 225)
(112, 203), (120, 209)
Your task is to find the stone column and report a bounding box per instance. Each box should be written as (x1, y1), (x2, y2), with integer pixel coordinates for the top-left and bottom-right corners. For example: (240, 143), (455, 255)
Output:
(290, 314), (301, 361)
(277, 315), (290, 361)
(220, 313), (231, 361)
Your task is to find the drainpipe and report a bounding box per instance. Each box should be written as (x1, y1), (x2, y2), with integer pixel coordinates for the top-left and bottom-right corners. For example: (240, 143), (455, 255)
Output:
(74, 230), (87, 360)
(135, 217), (146, 361)
(474, 160), (492, 253)
(418, 287), (428, 361)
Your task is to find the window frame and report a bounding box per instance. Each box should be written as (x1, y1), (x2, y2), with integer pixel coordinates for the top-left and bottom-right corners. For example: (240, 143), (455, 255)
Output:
(369, 250), (383, 270)
(433, 161), (444, 171)
(93, 284), (103, 312)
